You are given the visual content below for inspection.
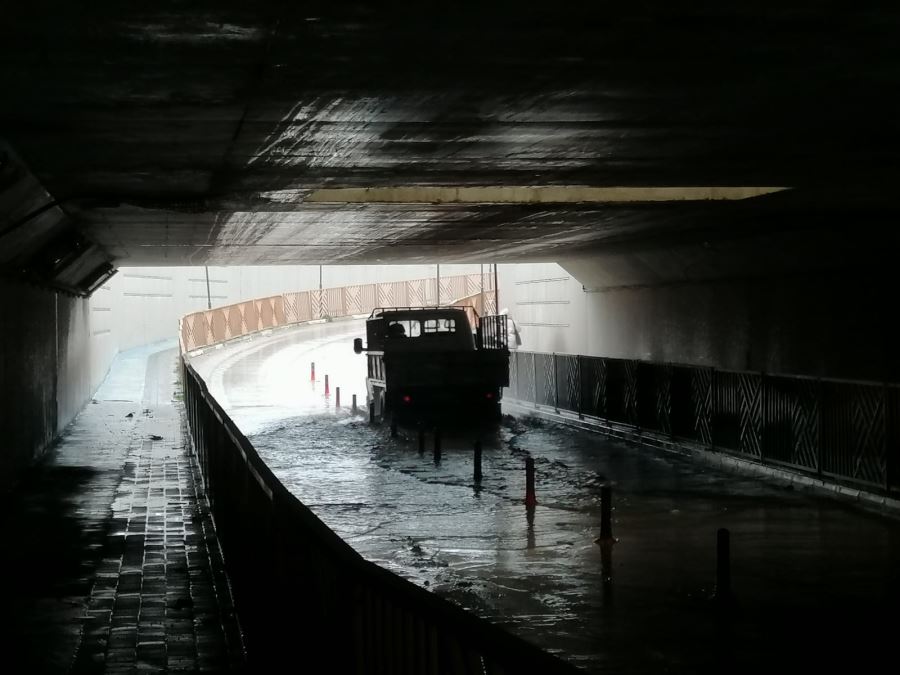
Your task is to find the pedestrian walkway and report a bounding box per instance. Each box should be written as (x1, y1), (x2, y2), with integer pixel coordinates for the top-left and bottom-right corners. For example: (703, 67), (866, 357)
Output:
(1, 343), (243, 673)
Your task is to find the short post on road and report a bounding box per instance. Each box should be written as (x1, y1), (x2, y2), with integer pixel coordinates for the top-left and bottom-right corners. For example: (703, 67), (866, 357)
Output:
(599, 484), (614, 542)
(715, 527), (732, 604)
(474, 440), (483, 482)
(525, 456), (537, 506)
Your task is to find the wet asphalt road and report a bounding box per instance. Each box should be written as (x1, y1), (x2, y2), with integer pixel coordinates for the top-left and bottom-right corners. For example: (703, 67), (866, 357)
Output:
(190, 322), (900, 674)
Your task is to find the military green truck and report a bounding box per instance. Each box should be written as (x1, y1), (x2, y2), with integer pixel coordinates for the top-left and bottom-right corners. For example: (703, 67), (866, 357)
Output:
(353, 307), (510, 430)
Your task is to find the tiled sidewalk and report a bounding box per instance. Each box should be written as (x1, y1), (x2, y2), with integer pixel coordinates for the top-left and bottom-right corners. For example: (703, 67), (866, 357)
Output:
(1, 347), (243, 673)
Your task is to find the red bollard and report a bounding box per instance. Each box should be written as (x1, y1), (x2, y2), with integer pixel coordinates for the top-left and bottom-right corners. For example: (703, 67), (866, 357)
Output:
(311, 362), (315, 382)
(325, 374), (330, 397)
(336, 387), (341, 408)
(525, 456), (537, 506)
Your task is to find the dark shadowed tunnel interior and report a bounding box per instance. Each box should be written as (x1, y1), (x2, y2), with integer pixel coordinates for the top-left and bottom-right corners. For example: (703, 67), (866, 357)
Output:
(1, 2), (899, 673)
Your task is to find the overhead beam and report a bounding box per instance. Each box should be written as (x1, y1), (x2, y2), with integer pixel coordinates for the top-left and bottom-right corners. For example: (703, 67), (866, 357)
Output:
(304, 186), (789, 204)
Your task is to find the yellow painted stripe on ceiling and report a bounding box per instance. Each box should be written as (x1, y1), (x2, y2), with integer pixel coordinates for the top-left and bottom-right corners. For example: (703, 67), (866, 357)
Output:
(305, 186), (789, 204)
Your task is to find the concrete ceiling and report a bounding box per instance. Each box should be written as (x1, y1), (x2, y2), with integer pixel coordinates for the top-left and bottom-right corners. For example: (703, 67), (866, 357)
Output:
(2, 1), (899, 272)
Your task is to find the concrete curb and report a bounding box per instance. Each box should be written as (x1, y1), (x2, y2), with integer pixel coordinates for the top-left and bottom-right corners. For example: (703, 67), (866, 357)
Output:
(502, 399), (900, 520)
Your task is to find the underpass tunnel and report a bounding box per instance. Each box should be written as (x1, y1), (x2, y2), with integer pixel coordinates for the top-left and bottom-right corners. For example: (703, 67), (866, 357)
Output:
(3, 166), (898, 673)
(2, 2), (900, 672)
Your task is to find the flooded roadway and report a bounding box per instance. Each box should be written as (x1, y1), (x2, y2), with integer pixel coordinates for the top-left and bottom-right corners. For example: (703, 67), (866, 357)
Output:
(190, 322), (900, 674)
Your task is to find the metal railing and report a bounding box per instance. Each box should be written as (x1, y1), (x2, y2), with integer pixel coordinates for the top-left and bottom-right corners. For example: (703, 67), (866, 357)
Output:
(182, 359), (580, 673)
(507, 351), (900, 493)
(180, 273), (496, 352)
(477, 314), (509, 351)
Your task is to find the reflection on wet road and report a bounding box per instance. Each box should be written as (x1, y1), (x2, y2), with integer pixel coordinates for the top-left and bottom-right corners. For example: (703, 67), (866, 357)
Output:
(191, 322), (900, 674)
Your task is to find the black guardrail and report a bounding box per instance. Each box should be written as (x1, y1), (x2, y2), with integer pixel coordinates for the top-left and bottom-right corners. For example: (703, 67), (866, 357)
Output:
(181, 359), (581, 674)
(508, 351), (900, 494)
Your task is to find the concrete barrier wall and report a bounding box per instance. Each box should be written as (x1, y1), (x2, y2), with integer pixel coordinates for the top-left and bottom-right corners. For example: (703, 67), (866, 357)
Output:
(499, 262), (897, 383)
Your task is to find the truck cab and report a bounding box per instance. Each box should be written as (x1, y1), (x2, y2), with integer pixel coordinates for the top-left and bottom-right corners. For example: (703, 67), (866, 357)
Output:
(353, 307), (509, 428)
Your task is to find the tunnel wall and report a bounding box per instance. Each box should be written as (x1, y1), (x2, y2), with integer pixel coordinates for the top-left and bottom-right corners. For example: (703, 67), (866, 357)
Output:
(497, 263), (586, 355)
(0, 278), (118, 492)
(500, 262), (895, 383)
(0, 279), (58, 490)
(578, 272), (892, 381)
(55, 291), (92, 429)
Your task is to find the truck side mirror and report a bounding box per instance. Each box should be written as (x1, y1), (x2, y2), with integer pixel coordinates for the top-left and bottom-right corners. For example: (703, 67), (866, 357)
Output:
(353, 338), (364, 354)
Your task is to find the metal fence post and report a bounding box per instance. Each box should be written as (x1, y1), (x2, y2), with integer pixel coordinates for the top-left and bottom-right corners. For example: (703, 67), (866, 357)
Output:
(761, 372), (768, 462)
(665, 365), (674, 440)
(532, 352), (538, 408)
(514, 351), (522, 400)
(577, 356), (584, 419)
(816, 379), (824, 476)
(883, 384), (890, 492)
(597, 358), (606, 422)
(553, 353), (559, 413)
(710, 368), (717, 451)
